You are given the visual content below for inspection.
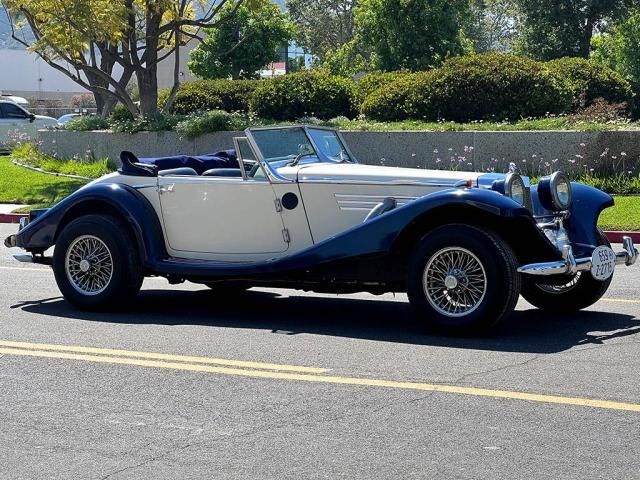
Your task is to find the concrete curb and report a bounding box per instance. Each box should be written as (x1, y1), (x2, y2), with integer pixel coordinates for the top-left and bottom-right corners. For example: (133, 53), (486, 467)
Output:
(0, 213), (28, 224)
(11, 160), (93, 181)
(604, 231), (640, 243)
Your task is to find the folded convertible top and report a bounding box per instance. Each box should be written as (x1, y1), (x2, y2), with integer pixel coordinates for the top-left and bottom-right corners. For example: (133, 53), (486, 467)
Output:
(138, 149), (238, 175)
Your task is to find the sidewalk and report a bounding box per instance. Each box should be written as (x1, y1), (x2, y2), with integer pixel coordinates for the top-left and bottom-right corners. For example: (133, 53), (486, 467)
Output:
(0, 204), (28, 214)
(0, 204), (29, 223)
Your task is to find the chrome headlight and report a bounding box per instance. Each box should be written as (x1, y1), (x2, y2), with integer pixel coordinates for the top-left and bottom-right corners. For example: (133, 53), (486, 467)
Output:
(538, 172), (573, 211)
(505, 173), (526, 206)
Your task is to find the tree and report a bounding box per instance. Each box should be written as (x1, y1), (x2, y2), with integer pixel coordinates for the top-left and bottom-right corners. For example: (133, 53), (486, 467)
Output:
(1, 0), (256, 116)
(464, 0), (521, 53)
(2, 0), (130, 115)
(286, 0), (357, 63)
(592, 10), (640, 90)
(516, 0), (639, 60)
(188, 0), (293, 80)
(354, 0), (469, 72)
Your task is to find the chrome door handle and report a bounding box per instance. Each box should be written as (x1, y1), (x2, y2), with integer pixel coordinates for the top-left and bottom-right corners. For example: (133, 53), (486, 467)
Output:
(158, 184), (175, 194)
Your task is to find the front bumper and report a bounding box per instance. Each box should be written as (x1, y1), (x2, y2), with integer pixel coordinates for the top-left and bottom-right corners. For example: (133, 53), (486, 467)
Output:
(518, 236), (638, 277)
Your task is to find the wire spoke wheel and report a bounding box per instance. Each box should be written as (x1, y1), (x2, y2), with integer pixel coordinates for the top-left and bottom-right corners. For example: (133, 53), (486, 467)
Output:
(65, 235), (114, 296)
(423, 247), (487, 318)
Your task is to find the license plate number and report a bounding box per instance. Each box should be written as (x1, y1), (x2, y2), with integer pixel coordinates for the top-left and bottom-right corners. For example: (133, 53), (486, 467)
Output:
(591, 246), (616, 281)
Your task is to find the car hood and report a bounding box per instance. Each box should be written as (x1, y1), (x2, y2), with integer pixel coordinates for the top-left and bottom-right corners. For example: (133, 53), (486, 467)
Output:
(277, 162), (483, 186)
(35, 115), (59, 125)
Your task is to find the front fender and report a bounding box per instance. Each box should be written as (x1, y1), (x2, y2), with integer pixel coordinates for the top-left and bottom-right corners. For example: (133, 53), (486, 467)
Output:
(531, 182), (613, 249)
(273, 188), (550, 270)
(16, 183), (166, 266)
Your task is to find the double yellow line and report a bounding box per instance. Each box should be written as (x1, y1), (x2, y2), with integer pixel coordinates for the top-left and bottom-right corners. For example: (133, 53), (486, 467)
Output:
(2, 340), (640, 413)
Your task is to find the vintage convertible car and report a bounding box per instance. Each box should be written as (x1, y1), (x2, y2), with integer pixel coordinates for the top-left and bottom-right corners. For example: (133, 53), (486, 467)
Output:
(5, 126), (638, 334)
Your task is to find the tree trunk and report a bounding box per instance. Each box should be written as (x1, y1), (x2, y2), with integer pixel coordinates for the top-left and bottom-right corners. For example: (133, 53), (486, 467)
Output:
(579, 17), (594, 59)
(137, 69), (158, 116)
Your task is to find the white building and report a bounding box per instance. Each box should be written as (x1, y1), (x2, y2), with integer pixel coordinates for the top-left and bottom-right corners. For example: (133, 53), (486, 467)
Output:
(0, 49), (89, 103)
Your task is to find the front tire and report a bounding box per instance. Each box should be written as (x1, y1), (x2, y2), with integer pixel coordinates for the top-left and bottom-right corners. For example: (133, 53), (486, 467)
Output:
(407, 224), (521, 335)
(520, 230), (612, 312)
(53, 215), (143, 309)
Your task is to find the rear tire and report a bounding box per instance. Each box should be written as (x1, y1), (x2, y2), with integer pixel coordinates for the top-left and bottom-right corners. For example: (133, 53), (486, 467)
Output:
(520, 230), (612, 312)
(407, 224), (521, 336)
(53, 215), (143, 310)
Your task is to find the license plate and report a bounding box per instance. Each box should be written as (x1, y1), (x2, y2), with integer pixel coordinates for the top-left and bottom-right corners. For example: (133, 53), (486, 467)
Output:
(591, 246), (616, 281)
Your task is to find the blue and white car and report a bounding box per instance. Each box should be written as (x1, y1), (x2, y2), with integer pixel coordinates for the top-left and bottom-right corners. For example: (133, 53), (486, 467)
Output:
(5, 126), (638, 335)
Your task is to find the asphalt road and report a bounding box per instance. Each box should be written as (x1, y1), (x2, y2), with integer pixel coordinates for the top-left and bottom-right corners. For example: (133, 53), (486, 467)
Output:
(0, 223), (639, 480)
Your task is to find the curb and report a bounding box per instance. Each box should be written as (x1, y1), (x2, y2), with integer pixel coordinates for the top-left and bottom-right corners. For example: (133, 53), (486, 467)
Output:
(11, 160), (93, 181)
(604, 231), (640, 243)
(0, 213), (28, 224)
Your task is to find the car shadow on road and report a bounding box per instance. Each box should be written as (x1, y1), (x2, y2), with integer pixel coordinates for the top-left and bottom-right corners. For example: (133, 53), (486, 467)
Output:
(13, 288), (640, 354)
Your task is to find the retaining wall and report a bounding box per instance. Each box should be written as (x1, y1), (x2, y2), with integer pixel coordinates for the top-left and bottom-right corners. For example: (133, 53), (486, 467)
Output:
(37, 130), (640, 175)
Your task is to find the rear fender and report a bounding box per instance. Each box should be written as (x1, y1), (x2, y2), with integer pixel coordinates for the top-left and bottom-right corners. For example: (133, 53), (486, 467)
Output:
(16, 183), (166, 266)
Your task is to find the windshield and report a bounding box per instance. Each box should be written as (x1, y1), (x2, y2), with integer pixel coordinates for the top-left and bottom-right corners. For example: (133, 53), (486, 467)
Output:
(307, 128), (352, 162)
(249, 127), (351, 165)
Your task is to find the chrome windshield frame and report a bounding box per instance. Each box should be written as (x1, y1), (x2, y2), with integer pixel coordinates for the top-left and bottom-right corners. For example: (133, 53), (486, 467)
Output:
(243, 125), (358, 184)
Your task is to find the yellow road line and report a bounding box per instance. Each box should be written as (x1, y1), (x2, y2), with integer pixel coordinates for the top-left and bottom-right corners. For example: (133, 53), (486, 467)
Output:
(602, 298), (640, 305)
(0, 341), (328, 374)
(0, 265), (49, 272)
(1, 346), (639, 413)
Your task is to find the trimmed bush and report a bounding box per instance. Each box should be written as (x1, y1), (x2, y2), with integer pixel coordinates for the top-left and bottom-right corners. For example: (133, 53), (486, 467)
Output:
(546, 57), (633, 110)
(428, 54), (571, 122)
(361, 54), (572, 122)
(356, 70), (413, 106)
(250, 71), (357, 120)
(175, 110), (233, 138)
(64, 115), (110, 131)
(361, 72), (437, 121)
(161, 79), (261, 114)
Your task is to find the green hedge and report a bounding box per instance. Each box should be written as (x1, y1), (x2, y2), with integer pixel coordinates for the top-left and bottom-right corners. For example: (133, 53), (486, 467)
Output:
(362, 54), (572, 122)
(429, 54), (571, 122)
(160, 79), (261, 114)
(361, 72), (437, 121)
(356, 70), (413, 106)
(546, 57), (633, 110)
(250, 71), (357, 120)
(360, 54), (635, 123)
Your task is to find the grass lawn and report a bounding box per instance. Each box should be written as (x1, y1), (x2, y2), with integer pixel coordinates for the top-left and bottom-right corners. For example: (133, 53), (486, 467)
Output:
(1, 156), (638, 231)
(0, 156), (86, 208)
(599, 196), (640, 232)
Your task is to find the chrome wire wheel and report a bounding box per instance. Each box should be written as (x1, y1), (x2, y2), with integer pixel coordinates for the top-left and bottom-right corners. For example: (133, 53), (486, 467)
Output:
(65, 235), (114, 296)
(423, 247), (487, 318)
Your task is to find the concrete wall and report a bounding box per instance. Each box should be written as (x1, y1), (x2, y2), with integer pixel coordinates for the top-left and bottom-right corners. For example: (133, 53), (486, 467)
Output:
(37, 130), (640, 175)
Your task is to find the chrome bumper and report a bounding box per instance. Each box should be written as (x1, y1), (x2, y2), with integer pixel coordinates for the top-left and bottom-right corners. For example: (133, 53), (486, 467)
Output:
(518, 236), (638, 277)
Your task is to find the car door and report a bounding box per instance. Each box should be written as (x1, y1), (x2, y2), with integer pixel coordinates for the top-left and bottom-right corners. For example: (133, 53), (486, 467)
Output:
(157, 146), (290, 261)
(0, 102), (37, 148)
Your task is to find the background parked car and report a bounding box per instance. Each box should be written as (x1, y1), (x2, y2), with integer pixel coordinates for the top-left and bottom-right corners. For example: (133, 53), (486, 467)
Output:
(34, 114), (59, 129)
(0, 99), (37, 151)
(57, 113), (81, 126)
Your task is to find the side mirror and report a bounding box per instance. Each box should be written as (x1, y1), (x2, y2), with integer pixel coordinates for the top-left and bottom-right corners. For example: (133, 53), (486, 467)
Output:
(28, 114), (36, 123)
